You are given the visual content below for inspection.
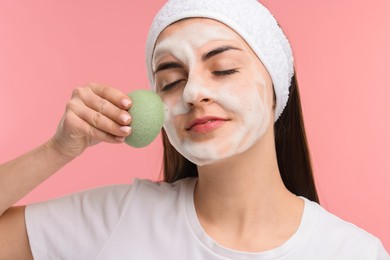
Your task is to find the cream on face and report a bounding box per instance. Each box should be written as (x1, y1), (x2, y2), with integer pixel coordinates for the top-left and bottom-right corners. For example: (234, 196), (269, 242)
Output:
(153, 21), (272, 166)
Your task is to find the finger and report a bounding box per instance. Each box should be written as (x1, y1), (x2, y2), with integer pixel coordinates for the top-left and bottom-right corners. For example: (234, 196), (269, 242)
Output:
(67, 99), (132, 138)
(63, 110), (125, 144)
(85, 92), (131, 126)
(88, 83), (131, 110)
(73, 86), (132, 126)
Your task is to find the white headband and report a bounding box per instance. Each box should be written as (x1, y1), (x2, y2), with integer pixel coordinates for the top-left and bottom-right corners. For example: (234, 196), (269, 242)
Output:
(146, 0), (294, 121)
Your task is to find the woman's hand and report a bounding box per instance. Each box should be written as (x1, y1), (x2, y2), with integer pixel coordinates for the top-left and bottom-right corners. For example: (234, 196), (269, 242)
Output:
(50, 83), (132, 159)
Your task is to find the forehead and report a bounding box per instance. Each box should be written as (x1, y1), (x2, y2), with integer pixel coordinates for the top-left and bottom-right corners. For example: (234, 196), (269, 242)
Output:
(154, 18), (248, 54)
(157, 18), (238, 41)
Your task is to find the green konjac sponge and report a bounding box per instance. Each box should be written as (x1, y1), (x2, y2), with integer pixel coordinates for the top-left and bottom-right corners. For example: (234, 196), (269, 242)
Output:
(125, 90), (165, 148)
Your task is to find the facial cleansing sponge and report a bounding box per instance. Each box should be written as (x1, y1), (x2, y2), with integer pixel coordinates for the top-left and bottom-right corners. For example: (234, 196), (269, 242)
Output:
(124, 90), (165, 148)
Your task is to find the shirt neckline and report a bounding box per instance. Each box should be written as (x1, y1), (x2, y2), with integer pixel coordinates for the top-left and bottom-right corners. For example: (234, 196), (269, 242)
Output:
(183, 177), (315, 259)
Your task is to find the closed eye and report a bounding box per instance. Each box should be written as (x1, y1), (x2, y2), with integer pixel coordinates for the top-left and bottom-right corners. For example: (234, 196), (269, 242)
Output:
(212, 69), (239, 76)
(161, 79), (186, 92)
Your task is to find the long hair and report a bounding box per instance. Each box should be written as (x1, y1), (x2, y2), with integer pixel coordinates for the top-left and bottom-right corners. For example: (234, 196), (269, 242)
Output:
(160, 73), (319, 203)
(274, 73), (319, 203)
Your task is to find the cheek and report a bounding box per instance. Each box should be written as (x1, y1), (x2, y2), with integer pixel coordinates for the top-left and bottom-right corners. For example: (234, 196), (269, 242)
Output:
(161, 94), (187, 141)
(214, 78), (261, 116)
(212, 78), (243, 111)
(162, 92), (188, 121)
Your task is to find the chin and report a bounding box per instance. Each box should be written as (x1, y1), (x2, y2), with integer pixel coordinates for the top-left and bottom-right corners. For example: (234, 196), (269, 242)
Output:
(185, 149), (243, 167)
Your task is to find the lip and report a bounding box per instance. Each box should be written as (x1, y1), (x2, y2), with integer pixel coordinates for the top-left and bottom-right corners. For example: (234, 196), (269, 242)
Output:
(185, 116), (228, 133)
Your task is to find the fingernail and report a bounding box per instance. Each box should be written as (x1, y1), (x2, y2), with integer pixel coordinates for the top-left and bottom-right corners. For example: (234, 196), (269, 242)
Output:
(121, 99), (131, 107)
(120, 114), (131, 124)
(119, 126), (131, 134)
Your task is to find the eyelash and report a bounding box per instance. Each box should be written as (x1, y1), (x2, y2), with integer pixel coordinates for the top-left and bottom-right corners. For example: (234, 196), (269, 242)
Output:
(212, 69), (239, 76)
(160, 69), (239, 92)
(161, 79), (186, 92)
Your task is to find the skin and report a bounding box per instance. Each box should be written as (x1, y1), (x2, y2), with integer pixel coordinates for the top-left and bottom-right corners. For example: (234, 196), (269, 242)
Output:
(154, 22), (271, 166)
(0, 18), (304, 256)
(0, 84), (132, 258)
(154, 19), (304, 252)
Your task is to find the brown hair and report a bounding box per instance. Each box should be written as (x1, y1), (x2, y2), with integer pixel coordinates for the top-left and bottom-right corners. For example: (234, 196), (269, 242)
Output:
(160, 72), (319, 203)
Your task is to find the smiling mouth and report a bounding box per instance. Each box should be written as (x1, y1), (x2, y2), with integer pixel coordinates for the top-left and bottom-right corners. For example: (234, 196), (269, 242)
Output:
(186, 117), (228, 133)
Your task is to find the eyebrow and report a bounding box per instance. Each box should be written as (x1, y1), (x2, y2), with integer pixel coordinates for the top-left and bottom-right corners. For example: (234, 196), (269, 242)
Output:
(154, 62), (184, 74)
(154, 45), (242, 74)
(202, 45), (242, 62)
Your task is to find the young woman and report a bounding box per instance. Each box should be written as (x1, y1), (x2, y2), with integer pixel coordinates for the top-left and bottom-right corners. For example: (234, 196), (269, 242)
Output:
(0, 0), (388, 259)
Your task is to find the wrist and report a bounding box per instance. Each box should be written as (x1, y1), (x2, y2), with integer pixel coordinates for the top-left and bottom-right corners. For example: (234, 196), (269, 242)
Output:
(44, 137), (78, 163)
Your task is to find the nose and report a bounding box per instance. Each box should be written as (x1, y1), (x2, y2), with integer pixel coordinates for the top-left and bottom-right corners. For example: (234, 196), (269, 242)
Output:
(182, 78), (214, 107)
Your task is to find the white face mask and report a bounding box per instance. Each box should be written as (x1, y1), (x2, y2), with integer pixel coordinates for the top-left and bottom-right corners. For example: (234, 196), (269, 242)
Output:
(153, 21), (272, 166)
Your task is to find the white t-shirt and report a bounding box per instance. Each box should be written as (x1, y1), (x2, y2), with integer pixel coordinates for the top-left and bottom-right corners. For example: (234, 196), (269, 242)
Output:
(25, 177), (389, 260)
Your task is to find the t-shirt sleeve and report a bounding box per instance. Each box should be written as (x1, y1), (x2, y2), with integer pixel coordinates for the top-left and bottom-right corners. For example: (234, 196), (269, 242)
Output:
(25, 183), (136, 260)
(369, 238), (390, 260)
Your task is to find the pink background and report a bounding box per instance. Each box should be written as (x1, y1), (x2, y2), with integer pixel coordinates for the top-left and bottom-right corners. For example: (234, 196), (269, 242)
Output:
(1, 0), (389, 251)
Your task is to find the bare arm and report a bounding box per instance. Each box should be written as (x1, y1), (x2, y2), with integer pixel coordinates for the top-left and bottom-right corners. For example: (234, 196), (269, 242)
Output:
(0, 141), (73, 259)
(0, 83), (132, 258)
(0, 207), (33, 259)
(0, 139), (74, 217)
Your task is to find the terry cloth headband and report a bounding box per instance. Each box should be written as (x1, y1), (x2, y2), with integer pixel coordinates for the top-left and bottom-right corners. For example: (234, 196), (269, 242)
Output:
(146, 0), (294, 121)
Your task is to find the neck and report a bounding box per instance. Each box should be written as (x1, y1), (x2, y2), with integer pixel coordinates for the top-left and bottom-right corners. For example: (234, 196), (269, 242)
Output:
(196, 126), (288, 207)
(193, 129), (303, 251)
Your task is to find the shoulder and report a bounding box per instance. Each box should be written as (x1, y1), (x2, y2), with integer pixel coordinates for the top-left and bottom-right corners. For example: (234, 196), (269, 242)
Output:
(310, 200), (375, 241)
(128, 177), (196, 209)
(26, 183), (134, 216)
(303, 198), (389, 258)
(24, 184), (137, 259)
